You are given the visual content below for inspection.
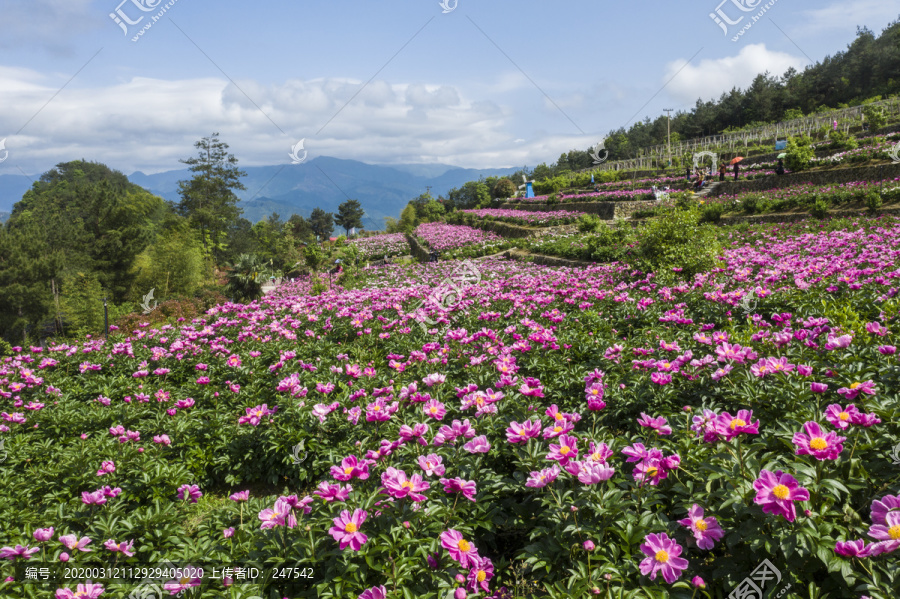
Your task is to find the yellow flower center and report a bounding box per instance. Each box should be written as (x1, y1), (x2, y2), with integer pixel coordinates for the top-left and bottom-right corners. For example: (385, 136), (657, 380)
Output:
(402, 481), (413, 489)
(180, 577), (190, 585)
(345, 522), (358, 533)
(850, 382), (861, 390)
(458, 539), (471, 552)
(695, 519), (708, 531)
(559, 446), (570, 455)
(373, 405), (381, 411)
(655, 550), (669, 563)
(730, 418), (746, 430)
(592, 452), (602, 461)
(554, 413), (564, 421)
(477, 570), (487, 582)
(889, 525), (900, 540)
(839, 412), (849, 421)
(518, 430), (526, 436)
(553, 426), (562, 433)
(810, 437), (828, 451)
(663, 363), (671, 369)
(344, 467), (354, 475)
(772, 484), (790, 500)
(646, 466), (658, 477)
(430, 407), (437, 413)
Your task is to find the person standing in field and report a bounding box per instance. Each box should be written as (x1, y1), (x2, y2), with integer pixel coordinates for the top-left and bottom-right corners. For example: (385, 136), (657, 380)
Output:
(718, 163), (727, 182)
(733, 162), (740, 181)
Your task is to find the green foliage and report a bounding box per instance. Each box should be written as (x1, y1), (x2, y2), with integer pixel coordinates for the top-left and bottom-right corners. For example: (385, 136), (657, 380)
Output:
(334, 199), (365, 236)
(59, 272), (107, 337)
(130, 224), (209, 300)
(699, 202), (725, 223)
(176, 133), (247, 266)
(862, 104), (887, 130)
(827, 129), (858, 151)
(866, 190), (883, 214)
(447, 181), (491, 210)
(576, 214), (603, 233)
(811, 195), (831, 218)
(399, 204), (419, 233)
(310, 207), (335, 240)
(632, 206), (722, 280)
(491, 178), (518, 199)
(785, 135), (815, 172)
(225, 254), (277, 303)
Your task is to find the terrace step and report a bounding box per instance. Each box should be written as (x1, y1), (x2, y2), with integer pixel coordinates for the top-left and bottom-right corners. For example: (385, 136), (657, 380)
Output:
(693, 181), (722, 198)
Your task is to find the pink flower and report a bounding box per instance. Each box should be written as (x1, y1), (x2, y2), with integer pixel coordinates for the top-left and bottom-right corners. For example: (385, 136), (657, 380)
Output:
(650, 372), (672, 385)
(423, 399), (446, 420)
(238, 404), (278, 425)
(59, 535), (92, 552)
(258, 498), (296, 529)
(54, 582), (105, 599)
(810, 382), (829, 393)
(329, 509), (368, 551)
(439, 477), (477, 501)
(637, 413), (672, 435)
(638, 533), (689, 583)
(569, 460), (615, 484)
(867, 511), (900, 555)
(463, 435), (490, 454)
(229, 490), (249, 502)
(715, 410), (759, 441)
(152, 434), (171, 445)
(331, 455), (370, 482)
(871, 495), (900, 526)
(440, 529), (480, 568)
(103, 539), (134, 557)
(177, 484), (202, 503)
(422, 373), (446, 387)
(0, 545), (39, 560)
(226, 354), (242, 367)
(837, 380), (876, 400)
(314, 482), (352, 503)
(834, 539), (873, 558)
(96, 461), (115, 476)
(525, 466), (560, 488)
(677, 505), (724, 550)
(33, 528), (55, 542)
(466, 556), (494, 593)
(417, 454), (446, 477)
(381, 467), (430, 502)
(824, 404), (859, 430)
(547, 434), (578, 465)
(753, 469), (809, 522)
(163, 573), (201, 594)
(793, 421), (845, 461)
(358, 586), (387, 599)
(81, 490), (107, 505)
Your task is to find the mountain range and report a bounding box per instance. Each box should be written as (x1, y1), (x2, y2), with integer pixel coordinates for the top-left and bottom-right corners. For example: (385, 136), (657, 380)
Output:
(0, 157), (519, 230)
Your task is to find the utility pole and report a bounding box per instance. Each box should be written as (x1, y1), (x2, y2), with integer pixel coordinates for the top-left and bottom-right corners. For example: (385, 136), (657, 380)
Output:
(663, 109), (674, 168)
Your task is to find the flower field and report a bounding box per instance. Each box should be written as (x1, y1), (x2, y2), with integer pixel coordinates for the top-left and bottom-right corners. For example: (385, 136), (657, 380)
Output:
(414, 223), (504, 254)
(460, 210), (586, 227)
(1, 218), (900, 599)
(351, 234), (410, 260)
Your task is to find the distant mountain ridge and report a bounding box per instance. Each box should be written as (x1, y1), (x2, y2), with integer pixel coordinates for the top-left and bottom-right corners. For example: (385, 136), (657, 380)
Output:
(0, 157), (518, 229)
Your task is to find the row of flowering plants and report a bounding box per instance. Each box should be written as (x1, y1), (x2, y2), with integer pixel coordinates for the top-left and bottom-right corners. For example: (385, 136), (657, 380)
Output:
(1, 217), (899, 598)
(458, 210), (586, 228)
(708, 178), (900, 214)
(351, 234), (411, 260)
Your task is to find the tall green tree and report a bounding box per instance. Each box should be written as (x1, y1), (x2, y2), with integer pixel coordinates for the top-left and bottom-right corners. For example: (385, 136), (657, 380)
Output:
(334, 200), (365, 237)
(176, 133), (246, 265)
(310, 207), (334, 240)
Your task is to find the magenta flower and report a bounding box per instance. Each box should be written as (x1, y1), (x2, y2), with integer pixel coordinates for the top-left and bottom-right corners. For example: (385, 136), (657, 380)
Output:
(650, 372), (672, 385)
(677, 504), (724, 549)
(871, 495), (900, 525)
(418, 454), (446, 477)
(715, 410), (760, 441)
(103, 539), (134, 557)
(163, 573), (201, 594)
(638, 533), (689, 583)
(837, 380), (876, 400)
(177, 484), (202, 503)
(54, 582), (105, 599)
(153, 434), (171, 445)
(834, 539), (873, 558)
(637, 413), (672, 435)
(810, 382), (828, 393)
(753, 470), (809, 522)
(824, 404), (860, 430)
(525, 466), (560, 488)
(238, 404), (277, 426)
(381, 467), (430, 502)
(867, 511), (900, 555)
(81, 490), (107, 505)
(329, 509), (368, 551)
(547, 434), (578, 465)
(440, 529), (480, 568)
(466, 556), (494, 592)
(793, 421), (845, 461)
(439, 477), (477, 501)
(422, 373), (446, 387)
(314, 481), (352, 503)
(258, 498), (295, 529)
(463, 435), (490, 454)
(423, 399), (447, 420)
(59, 535), (92, 552)
(229, 490), (249, 502)
(226, 354), (242, 367)
(358, 586), (387, 599)
(0, 545), (39, 560)
(96, 461), (115, 476)
(569, 460), (615, 484)
(331, 455), (370, 481)
(33, 528), (54, 542)
(586, 441), (613, 463)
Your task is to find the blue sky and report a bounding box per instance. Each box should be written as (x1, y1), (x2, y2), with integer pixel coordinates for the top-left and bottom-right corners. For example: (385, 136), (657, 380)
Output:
(0, 0), (897, 176)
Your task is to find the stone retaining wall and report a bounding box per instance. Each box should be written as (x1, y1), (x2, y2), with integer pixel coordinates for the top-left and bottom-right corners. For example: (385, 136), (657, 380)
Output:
(710, 163), (900, 197)
(404, 233), (432, 263)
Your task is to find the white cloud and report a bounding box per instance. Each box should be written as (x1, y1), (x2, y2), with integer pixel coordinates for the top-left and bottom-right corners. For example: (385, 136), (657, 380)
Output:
(0, 67), (594, 175)
(663, 44), (807, 104)
(799, 0), (899, 35)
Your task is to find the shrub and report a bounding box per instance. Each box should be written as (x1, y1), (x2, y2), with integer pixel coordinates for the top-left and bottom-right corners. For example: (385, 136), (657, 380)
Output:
(862, 104), (886, 130)
(811, 195), (830, 218)
(576, 213), (603, 233)
(699, 202), (724, 223)
(586, 223), (634, 263)
(785, 135), (815, 172)
(742, 196), (760, 214)
(826, 130), (858, 151)
(866, 191), (883, 214)
(632, 207), (721, 280)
